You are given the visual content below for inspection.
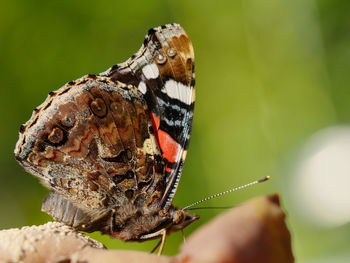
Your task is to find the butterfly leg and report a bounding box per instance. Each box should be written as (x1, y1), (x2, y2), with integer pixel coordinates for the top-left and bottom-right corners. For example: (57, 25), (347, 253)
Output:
(109, 209), (116, 233)
(150, 238), (162, 254)
(149, 229), (166, 255)
(157, 228), (167, 255)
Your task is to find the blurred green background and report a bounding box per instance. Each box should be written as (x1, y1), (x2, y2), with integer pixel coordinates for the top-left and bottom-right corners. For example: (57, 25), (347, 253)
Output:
(1, 0), (350, 261)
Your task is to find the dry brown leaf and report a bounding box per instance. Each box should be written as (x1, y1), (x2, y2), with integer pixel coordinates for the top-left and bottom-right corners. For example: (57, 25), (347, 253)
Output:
(175, 194), (294, 263)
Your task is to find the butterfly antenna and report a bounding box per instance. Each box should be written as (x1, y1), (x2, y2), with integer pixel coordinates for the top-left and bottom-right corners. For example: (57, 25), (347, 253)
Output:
(186, 206), (233, 211)
(182, 176), (270, 210)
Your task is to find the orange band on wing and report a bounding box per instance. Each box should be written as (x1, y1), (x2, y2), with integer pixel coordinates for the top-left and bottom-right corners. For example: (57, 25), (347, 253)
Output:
(150, 112), (180, 163)
(158, 129), (180, 163)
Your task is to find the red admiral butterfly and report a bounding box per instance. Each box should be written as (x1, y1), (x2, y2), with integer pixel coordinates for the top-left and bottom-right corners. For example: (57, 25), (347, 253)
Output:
(14, 24), (197, 250)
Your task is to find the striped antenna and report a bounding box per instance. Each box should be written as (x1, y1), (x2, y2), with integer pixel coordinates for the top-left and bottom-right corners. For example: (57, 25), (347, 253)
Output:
(182, 176), (270, 210)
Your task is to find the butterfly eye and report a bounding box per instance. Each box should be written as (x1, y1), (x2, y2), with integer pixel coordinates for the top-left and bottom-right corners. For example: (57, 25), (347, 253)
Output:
(155, 53), (167, 64)
(48, 127), (64, 144)
(90, 98), (107, 118)
(167, 48), (177, 58)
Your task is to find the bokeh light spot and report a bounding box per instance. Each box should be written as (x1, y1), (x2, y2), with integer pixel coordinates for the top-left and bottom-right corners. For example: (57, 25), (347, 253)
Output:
(293, 126), (350, 227)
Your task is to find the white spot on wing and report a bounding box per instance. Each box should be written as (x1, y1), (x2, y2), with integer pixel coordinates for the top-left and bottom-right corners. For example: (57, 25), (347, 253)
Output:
(138, 81), (147, 94)
(163, 79), (192, 105)
(163, 117), (182, 126)
(142, 63), (159, 79)
(141, 133), (160, 155)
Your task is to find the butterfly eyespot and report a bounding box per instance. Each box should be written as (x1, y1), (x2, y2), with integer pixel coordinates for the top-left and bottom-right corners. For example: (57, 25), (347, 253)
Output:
(61, 115), (75, 128)
(90, 98), (107, 118)
(167, 48), (177, 58)
(155, 53), (167, 64)
(48, 127), (64, 144)
(110, 102), (118, 111)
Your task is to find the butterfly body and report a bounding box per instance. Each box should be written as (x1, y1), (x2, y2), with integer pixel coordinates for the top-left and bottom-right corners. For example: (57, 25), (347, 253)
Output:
(14, 24), (198, 242)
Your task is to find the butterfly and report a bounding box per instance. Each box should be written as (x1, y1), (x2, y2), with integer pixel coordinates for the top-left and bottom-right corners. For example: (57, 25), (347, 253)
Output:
(14, 24), (197, 250)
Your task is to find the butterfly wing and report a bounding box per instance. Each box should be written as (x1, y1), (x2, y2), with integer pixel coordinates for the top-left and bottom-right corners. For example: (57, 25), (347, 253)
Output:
(15, 76), (165, 229)
(101, 24), (195, 209)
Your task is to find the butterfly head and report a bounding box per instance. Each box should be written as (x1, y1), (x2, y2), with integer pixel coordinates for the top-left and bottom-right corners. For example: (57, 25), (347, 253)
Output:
(167, 208), (200, 234)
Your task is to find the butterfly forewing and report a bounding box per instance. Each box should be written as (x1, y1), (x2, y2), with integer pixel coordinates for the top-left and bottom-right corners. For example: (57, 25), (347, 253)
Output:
(102, 24), (195, 209)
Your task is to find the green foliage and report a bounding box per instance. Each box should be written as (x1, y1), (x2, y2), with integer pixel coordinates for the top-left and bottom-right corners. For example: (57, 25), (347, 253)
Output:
(1, 0), (350, 260)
